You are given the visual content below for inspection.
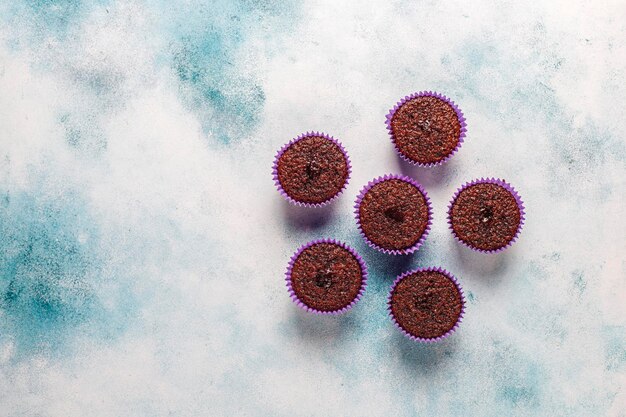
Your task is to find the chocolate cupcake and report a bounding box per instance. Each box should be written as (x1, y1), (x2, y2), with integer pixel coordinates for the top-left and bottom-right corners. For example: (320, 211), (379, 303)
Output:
(388, 267), (465, 342)
(355, 174), (432, 255)
(386, 91), (466, 166)
(272, 132), (351, 207)
(286, 239), (367, 314)
(448, 178), (525, 253)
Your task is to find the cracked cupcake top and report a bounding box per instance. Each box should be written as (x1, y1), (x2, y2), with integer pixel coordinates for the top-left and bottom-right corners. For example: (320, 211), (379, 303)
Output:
(357, 178), (430, 251)
(289, 242), (364, 312)
(276, 135), (349, 205)
(390, 270), (463, 340)
(390, 95), (462, 165)
(449, 182), (522, 251)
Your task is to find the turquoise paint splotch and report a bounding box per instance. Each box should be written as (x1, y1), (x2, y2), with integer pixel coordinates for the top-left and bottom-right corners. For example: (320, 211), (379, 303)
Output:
(2, 0), (301, 146)
(155, 0), (300, 143)
(0, 190), (92, 348)
(59, 112), (108, 156)
(603, 325), (626, 372)
(571, 270), (587, 297)
(443, 32), (625, 198)
(493, 340), (543, 409)
(2, 0), (110, 43)
(0, 189), (130, 356)
(172, 32), (266, 143)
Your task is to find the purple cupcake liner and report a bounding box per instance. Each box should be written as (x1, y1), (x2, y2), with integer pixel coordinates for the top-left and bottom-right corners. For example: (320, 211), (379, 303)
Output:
(354, 174), (433, 255)
(388, 267), (466, 343)
(447, 177), (526, 254)
(272, 132), (352, 207)
(385, 91), (467, 167)
(285, 238), (368, 315)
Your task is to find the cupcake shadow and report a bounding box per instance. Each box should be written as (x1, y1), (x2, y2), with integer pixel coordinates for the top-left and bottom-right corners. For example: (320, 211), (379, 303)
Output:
(393, 331), (460, 374)
(289, 307), (355, 345)
(354, 238), (421, 281)
(281, 200), (337, 231)
(395, 153), (458, 188)
(453, 243), (512, 285)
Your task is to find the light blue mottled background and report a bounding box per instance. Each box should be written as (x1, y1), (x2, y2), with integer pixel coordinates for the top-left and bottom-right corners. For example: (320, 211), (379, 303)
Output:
(1, 1), (625, 416)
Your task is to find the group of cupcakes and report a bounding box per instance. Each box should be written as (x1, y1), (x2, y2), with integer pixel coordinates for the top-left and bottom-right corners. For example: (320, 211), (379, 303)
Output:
(273, 91), (525, 343)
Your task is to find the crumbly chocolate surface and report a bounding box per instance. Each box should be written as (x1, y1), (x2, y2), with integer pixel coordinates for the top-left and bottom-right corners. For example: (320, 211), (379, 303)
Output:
(390, 270), (463, 339)
(450, 183), (521, 251)
(390, 96), (461, 164)
(358, 179), (429, 251)
(277, 136), (348, 204)
(290, 243), (363, 312)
